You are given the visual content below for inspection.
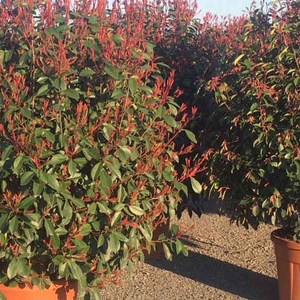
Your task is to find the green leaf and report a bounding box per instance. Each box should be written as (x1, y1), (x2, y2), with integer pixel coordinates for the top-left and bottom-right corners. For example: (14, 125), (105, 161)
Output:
(171, 224), (179, 235)
(17, 259), (30, 277)
(20, 171), (34, 186)
(181, 245), (188, 256)
(1, 145), (14, 161)
(174, 180), (188, 196)
(113, 34), (123, 44)
(100, 169), (112, 190)
(109, 234), (120, 253)
(91, 163), (102, 181)
(9, 216), (18, 235)
(112, 89), (125, 99)
(129, 206), (145, 216)
(107, 163), (121, 179)
(45, 218), (55, 236)
(70, 198), (85, 208)
(111, 231), (128, 242)
(163, 243), (172, 260)
(97, 234), (105, 248)
(113, 203), (125, 212)
(104, 65), (119, 80)
(64, 89), (80, 100)
(1, 180), (7, 192)
(250, 102), (258, 112)
(140, 225), (152, 241)
(46, 174), (60, 191)
(52, 234), (60, 250)
(7, 258), (18, 279)
(36, 76), (48, 84)
(58, 262), (68, 278)
(185, 130), (197, 143)
(117, 146), (131, 161)
(53, 78), (67, 91)
(0, 213), (8, 231)
(20, 107), (32, 119)
(162, 168), (173, 182)
(79, 224), (92, 236)
(110, 211), (121, 226)
(18, 196), (36, 210)
(79, 67), (95, 77)
(175, 239), (183, 255)
(191, 178), (203, 194)
(68, 160), (77, 177)
(129, 77), (138, 94)
(55, 227), (68, 236)
(36, 84), (50, 96)
(67, 260), (86, 295)
(47, 154), (68, 165)
(33, 182), (44, 196)
(163, 115), (177, 128)
(294, 77), (300, 87)
(13, 156), (25, 173)
(82, 148), (93, 161)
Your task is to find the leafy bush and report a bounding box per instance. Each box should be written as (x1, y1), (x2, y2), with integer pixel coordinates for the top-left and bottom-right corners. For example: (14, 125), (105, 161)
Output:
(206, 0), (300, 240)
(147, 7), (249, 217)
(0, 0), (203, 297)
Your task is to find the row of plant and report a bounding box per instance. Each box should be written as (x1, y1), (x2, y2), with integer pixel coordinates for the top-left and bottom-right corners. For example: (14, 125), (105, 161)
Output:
(0, 0), (299, 298)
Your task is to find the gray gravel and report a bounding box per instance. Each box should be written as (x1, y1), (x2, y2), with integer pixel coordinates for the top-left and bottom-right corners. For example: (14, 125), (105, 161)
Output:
(104, 210), (278, 300)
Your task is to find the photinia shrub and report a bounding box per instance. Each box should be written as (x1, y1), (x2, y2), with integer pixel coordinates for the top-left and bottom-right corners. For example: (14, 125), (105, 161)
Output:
(154, 12), (249, 217)
(0, 0), (204, 297)
(206, 0), (300, 240)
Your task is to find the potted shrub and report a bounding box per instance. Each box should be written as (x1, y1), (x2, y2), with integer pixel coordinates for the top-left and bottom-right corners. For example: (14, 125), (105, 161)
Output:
(0, 0), (203, 298)
(204, 1), (300, 299)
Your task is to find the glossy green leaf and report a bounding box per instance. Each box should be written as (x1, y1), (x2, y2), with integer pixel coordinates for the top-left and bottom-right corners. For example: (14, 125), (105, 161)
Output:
(185, 130), (197, 143)
(191, 178), (203, 194)
(112, 231), (128, 242)
(64, 89), (80, 100)
(162, 243), (172, 260)
(36, 84), (50, 96)
(79, 67), (95, 77)
(163, 115), (177, 128)
(20, 171), (34, 186)
(104, 65), (119, 80)
(129, 206), (145, 216)
(13, 156), (25, 173)
(91, 163), (102, 181)
(7, 258), (18, 279)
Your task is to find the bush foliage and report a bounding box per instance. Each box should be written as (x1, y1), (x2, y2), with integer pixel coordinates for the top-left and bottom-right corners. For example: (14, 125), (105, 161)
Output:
(0, 0), (299, 298)
(203, 1), (300, 239)
(0, 0), (204, 297)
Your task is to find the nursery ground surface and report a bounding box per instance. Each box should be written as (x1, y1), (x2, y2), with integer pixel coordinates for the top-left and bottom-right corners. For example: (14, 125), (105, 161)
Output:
(104, 204), (278, 300)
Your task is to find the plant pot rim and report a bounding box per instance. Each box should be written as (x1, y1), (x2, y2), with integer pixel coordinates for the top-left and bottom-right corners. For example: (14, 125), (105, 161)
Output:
(0, 280), (77, 291)
(271, 228), (300, 251)
(0, 280), (77, 300)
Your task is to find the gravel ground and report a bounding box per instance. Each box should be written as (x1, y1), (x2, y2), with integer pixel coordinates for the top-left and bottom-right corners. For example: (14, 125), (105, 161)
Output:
(104, 208), (278, 300)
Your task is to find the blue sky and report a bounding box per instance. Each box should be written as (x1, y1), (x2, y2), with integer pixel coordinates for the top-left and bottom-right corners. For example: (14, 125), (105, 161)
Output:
(197, 0), (273, 17)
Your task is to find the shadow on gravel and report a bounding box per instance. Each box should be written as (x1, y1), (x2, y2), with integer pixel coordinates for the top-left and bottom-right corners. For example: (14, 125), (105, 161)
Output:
(148, 251), (278, 300)
(179, 236), (224, 249)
